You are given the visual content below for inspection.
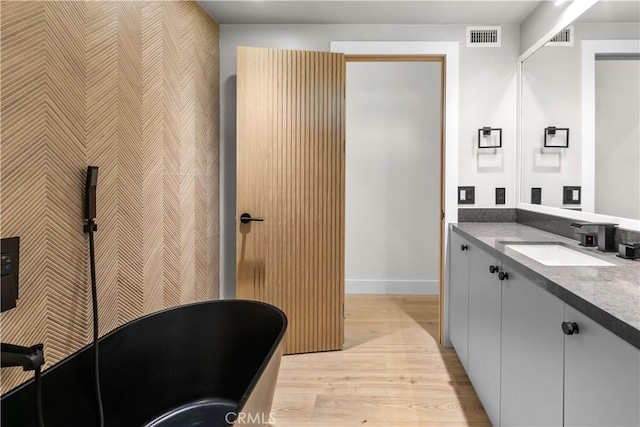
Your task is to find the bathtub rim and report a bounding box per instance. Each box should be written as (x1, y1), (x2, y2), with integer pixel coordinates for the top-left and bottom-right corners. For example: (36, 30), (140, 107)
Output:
(1, 298), (288, 416)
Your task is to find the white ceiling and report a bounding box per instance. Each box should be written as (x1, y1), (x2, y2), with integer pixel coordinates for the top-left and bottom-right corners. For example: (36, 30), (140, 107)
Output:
(577, 1), (640, 23)
(198, 1), (543, 25)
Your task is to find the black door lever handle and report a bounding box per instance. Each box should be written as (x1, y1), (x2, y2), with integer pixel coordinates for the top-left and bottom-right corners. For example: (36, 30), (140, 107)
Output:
(240, 213), (264, 224)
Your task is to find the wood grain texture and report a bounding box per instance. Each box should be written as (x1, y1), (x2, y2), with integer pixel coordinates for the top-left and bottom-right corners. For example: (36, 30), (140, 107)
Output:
(0, 0), (219, 393)
(271, 295), (491, 426)
(236, 47), (345, 355)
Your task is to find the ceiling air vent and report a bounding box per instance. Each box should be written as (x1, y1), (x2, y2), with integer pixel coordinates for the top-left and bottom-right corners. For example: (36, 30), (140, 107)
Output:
(466, 26), (501, 47)
(548, 26), (574, 46)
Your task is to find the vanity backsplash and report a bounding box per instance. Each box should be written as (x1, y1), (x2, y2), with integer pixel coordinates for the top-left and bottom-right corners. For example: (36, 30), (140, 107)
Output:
(458, 208), (640, 252)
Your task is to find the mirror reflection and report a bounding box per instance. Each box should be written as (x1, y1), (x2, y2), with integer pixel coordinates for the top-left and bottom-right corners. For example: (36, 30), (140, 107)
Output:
(520, 1), (640, 220)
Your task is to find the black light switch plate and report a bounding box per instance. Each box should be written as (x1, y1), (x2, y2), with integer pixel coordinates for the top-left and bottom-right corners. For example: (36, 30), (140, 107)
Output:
(563, 186), (581, 204)
(531, 188), (542, 205)
(495, 188), (506, 205)
(458, 186), (475, 205)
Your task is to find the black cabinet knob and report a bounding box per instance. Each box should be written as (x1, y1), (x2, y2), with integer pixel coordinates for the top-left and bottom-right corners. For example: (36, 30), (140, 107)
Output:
(562, 322), (579, 335)
(498, 271), (509, 281)
(240, 213), (264, 224)
(489, 265), (499, 274)
(461, 245), (469, 251)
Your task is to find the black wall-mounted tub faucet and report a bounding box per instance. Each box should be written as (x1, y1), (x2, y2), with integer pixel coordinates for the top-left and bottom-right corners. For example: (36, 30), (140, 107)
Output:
(1, 342), (44, 371)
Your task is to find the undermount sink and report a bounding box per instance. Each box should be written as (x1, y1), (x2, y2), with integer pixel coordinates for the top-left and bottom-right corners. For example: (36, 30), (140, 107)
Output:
(504, 243), (615, 267)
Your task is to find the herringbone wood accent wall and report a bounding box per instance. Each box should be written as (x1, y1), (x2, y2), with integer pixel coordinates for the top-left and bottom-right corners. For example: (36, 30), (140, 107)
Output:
(0, 1), (219, 392)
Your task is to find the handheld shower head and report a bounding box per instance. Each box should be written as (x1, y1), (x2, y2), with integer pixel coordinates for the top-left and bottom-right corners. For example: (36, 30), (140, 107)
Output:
(85, 166), (98, 222)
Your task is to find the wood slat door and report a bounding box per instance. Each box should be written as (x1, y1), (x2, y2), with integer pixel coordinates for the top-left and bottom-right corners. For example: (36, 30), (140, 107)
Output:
(236, 47), (345, 354)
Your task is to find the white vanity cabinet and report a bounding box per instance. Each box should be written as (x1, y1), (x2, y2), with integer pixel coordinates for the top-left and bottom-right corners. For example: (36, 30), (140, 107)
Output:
(467, 243), (502, 427)
(448, 228), (640, 427)
(500, 268), (564, 426)
(563, 305), (640, 427)
(448, 232), (470, 371)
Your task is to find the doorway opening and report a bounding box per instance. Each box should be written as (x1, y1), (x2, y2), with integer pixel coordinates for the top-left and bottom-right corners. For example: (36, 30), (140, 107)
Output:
(344, 55), (446, 344)
(235, 46), (455, 353)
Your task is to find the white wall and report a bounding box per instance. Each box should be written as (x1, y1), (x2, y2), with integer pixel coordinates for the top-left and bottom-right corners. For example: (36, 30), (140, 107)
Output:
(521, 23), (640, 209)
(521, 43), (582, 208)
(345, 61), (441, 294)
(520, 0), (598, 55)
(219, 24), (520, 298)
(595, 59), (640, 219)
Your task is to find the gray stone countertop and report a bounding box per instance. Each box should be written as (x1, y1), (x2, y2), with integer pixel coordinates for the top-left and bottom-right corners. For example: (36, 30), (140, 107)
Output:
(452, 222), (640, 349)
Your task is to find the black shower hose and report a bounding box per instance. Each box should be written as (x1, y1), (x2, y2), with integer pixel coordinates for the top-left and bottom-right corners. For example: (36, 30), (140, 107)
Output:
(88, 223), (105, 427)
(34, 367), (44, 427)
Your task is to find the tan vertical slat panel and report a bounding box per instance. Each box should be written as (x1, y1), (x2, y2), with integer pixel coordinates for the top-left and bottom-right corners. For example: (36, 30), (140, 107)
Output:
(297, 49), (304, 354)
(0, 1), (220, 393)
(312, 52), (319, 352)
(237, 47), (345, 354)
(283, 50), (293, 352)
(302, 50), (309, 353)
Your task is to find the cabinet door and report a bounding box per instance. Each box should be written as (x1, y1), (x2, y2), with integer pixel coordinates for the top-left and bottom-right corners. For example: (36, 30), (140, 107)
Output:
(564, 305), (640, 427)
(468, 246), (502, 426)
(449, 231), (470, 371)
(501, 268), (564, 426)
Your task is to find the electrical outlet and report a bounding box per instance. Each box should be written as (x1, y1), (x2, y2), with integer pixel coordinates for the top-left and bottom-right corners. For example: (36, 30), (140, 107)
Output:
(495, 188), (506, 205)
(531, 188), (542, 205)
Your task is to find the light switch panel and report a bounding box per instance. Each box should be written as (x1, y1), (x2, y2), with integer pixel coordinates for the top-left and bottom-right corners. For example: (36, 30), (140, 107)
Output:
(458, 186), (475, 205)
(563, 186), (581, 205)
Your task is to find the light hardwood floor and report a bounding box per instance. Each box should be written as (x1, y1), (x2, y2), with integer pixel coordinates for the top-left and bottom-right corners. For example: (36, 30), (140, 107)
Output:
(270, 295), (491, 426)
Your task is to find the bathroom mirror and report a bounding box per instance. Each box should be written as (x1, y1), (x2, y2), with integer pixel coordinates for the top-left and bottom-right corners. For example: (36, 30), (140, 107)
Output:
(519, 0), (640, 229)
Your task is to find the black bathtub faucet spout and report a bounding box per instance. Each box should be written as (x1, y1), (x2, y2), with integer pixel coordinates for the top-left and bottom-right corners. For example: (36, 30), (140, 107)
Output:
(1, 342), (44, 371)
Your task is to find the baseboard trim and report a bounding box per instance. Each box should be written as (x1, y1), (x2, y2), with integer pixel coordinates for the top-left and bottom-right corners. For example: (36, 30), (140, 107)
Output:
(345, 280), (439, 295)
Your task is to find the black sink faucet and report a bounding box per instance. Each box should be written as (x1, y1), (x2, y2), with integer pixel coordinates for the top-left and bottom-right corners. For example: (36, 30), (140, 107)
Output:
(1, 342), (45, 371)
(571, 221), (618, 252)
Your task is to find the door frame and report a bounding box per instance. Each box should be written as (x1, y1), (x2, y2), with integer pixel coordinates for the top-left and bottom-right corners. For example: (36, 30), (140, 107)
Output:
(332, 41), (459, 346)
(580, 39), (640, 218)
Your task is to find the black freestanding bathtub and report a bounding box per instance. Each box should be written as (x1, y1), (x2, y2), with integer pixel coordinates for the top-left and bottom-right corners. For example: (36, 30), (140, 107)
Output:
(1, 300), (287, 427)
